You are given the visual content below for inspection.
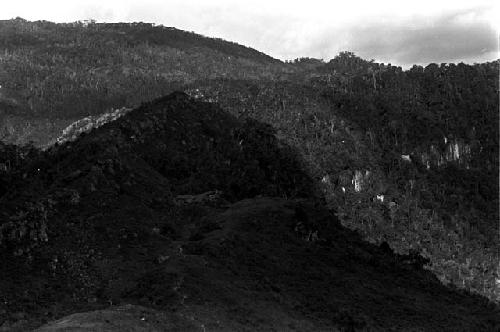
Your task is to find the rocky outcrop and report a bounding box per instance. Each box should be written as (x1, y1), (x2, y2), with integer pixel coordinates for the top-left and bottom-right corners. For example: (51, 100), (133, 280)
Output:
(55, 107), (132, 146)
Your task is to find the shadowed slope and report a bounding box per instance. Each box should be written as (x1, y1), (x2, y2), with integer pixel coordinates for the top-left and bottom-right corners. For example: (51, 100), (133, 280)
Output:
(0, 93), (498, 331)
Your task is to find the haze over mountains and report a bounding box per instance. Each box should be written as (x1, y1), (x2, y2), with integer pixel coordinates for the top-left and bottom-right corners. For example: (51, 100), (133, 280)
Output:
(0, 18), (498, 331)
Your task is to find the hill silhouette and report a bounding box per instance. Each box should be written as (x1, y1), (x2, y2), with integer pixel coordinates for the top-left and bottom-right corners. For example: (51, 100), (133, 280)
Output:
(0, 93), (498, 331)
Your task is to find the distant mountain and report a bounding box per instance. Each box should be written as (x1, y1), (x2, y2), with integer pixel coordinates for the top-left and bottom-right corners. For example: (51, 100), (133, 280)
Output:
(0, 18), (289, 119)
(1, 92), (498, 331)
(0, 18), (294, 145)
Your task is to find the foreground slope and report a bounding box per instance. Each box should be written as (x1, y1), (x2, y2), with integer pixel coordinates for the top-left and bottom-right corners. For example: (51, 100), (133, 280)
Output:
(0, 93), (498, 331)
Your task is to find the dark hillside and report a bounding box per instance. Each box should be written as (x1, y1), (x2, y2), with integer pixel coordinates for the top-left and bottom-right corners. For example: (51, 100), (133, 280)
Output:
(44, 56), (498, 304)
(183, 70), (499, 302)
(0, 93), (498, 331)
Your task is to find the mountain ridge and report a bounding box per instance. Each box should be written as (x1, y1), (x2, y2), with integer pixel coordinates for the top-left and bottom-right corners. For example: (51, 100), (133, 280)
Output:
(0, 22), (498, 302)
(0, 18), (498, 330)
(1, 92), (498, 331)
(0, 18), (294, 145)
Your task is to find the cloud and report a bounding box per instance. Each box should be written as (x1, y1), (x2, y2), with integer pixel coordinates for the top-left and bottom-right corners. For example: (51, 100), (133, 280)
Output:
(340, 8), (498, 66)
(1, 1), (497, 66)
(159, 3), (497, 66)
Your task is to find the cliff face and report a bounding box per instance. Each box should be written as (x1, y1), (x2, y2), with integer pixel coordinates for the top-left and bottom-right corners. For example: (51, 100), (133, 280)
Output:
(0, 93), (498, 332)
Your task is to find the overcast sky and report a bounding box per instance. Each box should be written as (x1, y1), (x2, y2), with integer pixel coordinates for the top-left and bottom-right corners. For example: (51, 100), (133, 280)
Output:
(1, 0), (498, 67)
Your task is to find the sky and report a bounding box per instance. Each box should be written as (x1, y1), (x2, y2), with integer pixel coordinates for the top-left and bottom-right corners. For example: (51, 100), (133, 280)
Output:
(1, 0), (498, 67)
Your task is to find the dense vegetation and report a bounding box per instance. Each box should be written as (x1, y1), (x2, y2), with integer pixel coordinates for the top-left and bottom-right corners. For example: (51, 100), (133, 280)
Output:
(316, 54), (499, 291)
(184, 53), (499, 301)
(0, 141), (40, 197)
(1, 93), (499, 331)
(0, 18), (498, 307)
(0, 18), (292, 144)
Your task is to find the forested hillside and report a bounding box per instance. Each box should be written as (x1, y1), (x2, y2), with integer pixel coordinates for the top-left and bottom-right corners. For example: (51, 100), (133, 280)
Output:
(0, 18), (292, 145)
(0, 18), (498, 316)
(1, 93), (498, 331)
(183, 53), (499, 301)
